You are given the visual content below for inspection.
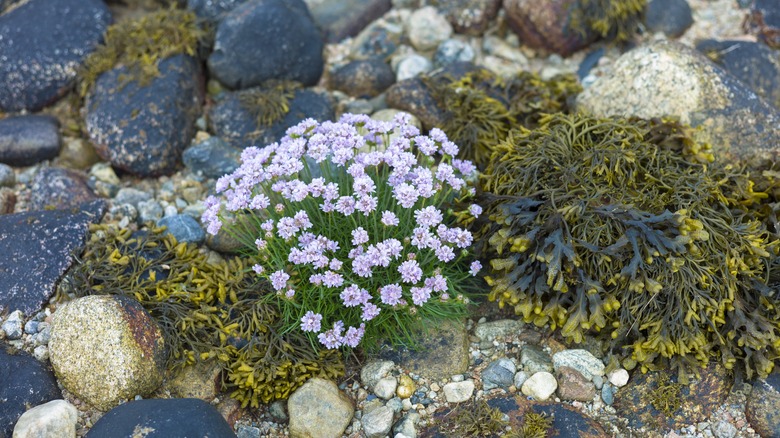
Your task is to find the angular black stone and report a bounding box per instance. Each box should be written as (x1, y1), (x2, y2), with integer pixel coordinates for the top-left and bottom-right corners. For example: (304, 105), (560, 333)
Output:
(208, 0), (324, 89)
(645, 0), (694, 38)
(209, 88), (333, 149)
(0, 200), (105, 315)
(696, 39), (780, 108)
(85, 55), (202, 177)
(0, 0), (111, 111)
(0, 115), (61, 167)
(85, 398), (237, 438)
(30, 167), (98, 211)
(0, 346), (62, 438)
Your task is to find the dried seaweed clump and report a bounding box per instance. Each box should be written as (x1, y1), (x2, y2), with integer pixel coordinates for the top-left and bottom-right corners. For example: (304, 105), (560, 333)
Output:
(481, 113), (779, 379)
(78, 7), (202, 96)
(573, 0), (647, 42)
(425, 70), (581, 168)
(59, 224), (344, 407)
(447, 399), (508, 437)
(237, 80), (302, 127)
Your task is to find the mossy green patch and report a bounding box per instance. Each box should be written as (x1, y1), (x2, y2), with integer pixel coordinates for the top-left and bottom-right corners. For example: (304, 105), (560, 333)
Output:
(78, 6), (202, 97)
(58, 225), (345, 408)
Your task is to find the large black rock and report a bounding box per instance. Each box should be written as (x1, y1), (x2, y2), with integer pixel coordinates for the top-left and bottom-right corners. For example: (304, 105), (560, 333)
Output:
(208, 88), (333, 149)
(0, 0), (111, 111)
(85, 55), (203, 177)
(86, 398), (237, 438)
(0, 346), (62, 438)
(0, 200), (105, 315)
(208, 0), (324, 89)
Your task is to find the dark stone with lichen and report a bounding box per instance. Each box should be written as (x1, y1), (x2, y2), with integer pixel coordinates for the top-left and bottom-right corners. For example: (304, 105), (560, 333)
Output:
(645, 0), (694, 37)
(432, 0), (502, 36)
(613, 363), (732, 431)
(30, 168), (98, 211)
(0, 115), (61, 167)
(208, 0), (324, 89)
(504, 0), (596, 57)
(86, 398), (237, 438)
(746, 371), (780, 438)
(330, 58), (396, 98)
(0, 200), (105, 315)
(208, 88), (333, 149)
(85, 54), (203, 177)
(696, 39), (780, 109)
(187, 0), (248, 25)
(307, 0), (391, 43)
(0, 0), (111, 111)
(0, 347), (62, 438)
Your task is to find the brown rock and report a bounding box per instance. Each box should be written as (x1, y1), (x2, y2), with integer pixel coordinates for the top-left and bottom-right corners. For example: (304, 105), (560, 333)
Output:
(0, 187), (15, 214)
(504, 0), (596, 57)
(556, 366), (596, 401)
(385, 78), (447, 131)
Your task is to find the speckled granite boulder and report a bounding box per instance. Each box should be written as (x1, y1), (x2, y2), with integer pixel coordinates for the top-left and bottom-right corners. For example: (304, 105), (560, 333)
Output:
(746, 371), (780, 438)
(0, 0), (111, 111)
(85, 54), (203, 177)
(49, 295), (167, 411)
(577, 40), (780, 162)
(287, 378), (354, 438)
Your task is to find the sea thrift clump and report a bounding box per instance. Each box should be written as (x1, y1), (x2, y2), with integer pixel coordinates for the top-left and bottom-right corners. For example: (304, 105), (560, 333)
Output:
(203, 114), (478, 350)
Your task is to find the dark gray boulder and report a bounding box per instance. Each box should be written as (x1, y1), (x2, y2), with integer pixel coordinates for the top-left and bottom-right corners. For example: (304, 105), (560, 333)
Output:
(208, 0), (324, 89)
(0, 115), (60, 167)
(0, 0), (111, 111)
(85, 55), (203, 177)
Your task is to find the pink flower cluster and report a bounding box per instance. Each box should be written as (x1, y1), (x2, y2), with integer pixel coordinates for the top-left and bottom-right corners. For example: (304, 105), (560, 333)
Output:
(202, 113), (480, 349)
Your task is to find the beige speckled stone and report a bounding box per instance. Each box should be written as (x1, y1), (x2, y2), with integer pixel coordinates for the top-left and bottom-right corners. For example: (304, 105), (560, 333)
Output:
(288, 378), (354, 438)
(49, 295), (166, 411)
(577, 40), (780, 162)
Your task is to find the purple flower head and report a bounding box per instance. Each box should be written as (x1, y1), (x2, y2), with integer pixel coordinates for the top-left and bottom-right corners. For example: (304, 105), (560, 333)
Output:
(322, 271), (345, 288)
(362, 302), (380, 321)
(469, 204), (482, 218)
(340, 284), (368, 307)
(335, 196), (356, 215)
(469, 260), (482, 276)
(252, 264), (264, 275)
(414, 206), (443, 227)
(318, 325), (343, 349)
(300, 311), (323, 332)
(285, 289), (295, 299)
(270, 270), (290, 291)
(452, 159), (476, 176)
(351, 227), (369, 246)
(381, 211), (399, 226)
(380, 284), (403, 306)
(435, 245), (455, 263)
(329, 258), (343, 271)
(414, 135), (438, 156)
(393, 183), (418, 209)
(411, 286), (432, 306)
(342, 324), (366, 348)
(277, 217), (299, 239)
(355, 195), (378, 215)
(398, 260), (422, 284)
(425, 274), (448, 292)
(293, 210), (312, 230)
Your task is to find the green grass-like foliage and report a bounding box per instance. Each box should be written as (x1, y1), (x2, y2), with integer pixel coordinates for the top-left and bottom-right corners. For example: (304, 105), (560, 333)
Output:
(480, 113), (780, 379)
(78, 7), (201, 97)
(59, 224), (344, 407)
(424, 70), (581, 169)
(573, 0), (646, 42)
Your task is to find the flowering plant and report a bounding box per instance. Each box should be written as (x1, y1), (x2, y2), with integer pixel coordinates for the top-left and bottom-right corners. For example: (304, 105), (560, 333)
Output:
(203, 113), (481, 350)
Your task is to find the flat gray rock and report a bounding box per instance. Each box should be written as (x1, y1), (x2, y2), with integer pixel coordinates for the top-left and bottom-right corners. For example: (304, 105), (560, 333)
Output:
(0, 200), (105, 315)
